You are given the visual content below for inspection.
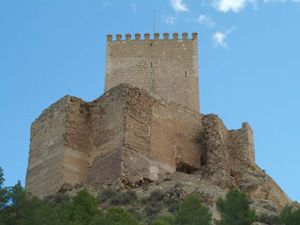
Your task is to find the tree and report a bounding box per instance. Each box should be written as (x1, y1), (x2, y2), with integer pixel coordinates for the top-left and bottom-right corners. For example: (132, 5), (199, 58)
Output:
(216, 189), (256, 225)
(0, 167), (9, 211)
(277, 205), (300, 225)
(91, 207), (141, 225)
(151, 214), (175, 225)
(175, 193), (212, 225)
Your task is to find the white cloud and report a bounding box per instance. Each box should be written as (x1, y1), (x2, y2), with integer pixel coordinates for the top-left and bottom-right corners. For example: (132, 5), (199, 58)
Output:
(264, 0), (287, 2)
(163, 16), (177, 25)
(212, 28), (234, 48)
(130, 3), (137, 12)
(212, 0), (256, 12)
(170, 0), (189, 12)
(198, 15), (215, 27)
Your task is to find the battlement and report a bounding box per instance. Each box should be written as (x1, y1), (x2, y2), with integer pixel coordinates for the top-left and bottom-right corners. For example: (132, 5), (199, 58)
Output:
(106, 32), (198, 42)
(105, 32), (199, 112)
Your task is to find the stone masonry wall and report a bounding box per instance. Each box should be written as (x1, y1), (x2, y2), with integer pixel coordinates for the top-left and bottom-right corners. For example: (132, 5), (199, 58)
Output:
(201, 114), (256, 175)
(87, 86), (127, 185)
(26, 96), (70, 198)
(105, 32), (199, 112)
(61, 97), (90, 190)
(27, 85), (289, 210)
(121, 86), (203, 186)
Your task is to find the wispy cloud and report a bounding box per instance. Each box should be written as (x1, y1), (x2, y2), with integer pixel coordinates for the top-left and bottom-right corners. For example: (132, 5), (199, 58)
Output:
(212, 0), (300, 12)
(163, 16), (177, 25)
(263, 0), (287, 2)
(130, 3), (137, 12)
(212, 0), (257, 12)
(198, 15), (215, 27)
(103, 2), (110, 8)
(170, 0), (189, 12)
(212, 28), (234, 48)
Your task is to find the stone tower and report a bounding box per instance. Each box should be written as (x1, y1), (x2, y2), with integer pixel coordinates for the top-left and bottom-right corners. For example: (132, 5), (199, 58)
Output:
(25, 33), (291, 212)
(104, 32), (199, 112)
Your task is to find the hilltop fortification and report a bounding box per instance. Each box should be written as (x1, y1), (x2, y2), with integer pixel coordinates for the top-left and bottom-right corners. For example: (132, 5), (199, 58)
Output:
(105, 32), (199, 111)
(25, 33), (291, 211)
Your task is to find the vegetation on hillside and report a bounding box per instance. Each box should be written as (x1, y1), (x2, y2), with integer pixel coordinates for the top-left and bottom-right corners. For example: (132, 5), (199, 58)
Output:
(0, 167), (299, 225)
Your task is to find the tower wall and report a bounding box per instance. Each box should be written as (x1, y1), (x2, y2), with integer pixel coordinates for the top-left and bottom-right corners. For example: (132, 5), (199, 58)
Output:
(105, 32), (199, 112)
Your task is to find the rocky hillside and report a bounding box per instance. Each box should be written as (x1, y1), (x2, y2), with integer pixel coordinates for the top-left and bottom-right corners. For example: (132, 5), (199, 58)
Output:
(77, 170), (298, 225)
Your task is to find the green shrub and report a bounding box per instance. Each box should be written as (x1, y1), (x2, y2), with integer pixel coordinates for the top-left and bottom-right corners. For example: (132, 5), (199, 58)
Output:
(127, 208), (142, 221)
(111, 190), (137, 205)
(150, 190), (165, 201)
(91, 207), (141, 225)
(164, 198), (180, 214)
(277, 205), (300, 225)
(216, 189), (256, 225)
(145, 201), (163, 216)
(120, 190), (137, 204)
(175, 193), (211, 225)
(151, 214), (176, 225)
(44, 193), (70, 204)
(98, 188), (117, 203)
(258, 212), (279, 225)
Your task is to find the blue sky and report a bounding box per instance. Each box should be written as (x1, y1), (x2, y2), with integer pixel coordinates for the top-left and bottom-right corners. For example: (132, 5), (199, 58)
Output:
(0, 0), (300, 202)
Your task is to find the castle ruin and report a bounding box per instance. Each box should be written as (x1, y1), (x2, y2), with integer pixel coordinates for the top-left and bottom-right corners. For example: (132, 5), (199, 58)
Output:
(25, 33), (291, 209)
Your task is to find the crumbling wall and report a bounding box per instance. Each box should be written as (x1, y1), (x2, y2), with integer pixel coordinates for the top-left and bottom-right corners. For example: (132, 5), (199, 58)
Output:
(60, 97), (90, 190)
(105, 32), (199, 112)
(201, 114), (256, 175)
(202, 114), (231, 175)
(27, 85), (290, 210)
(26, 96), (70, 198)
(87, 85), (127, 185)
(122, 85), (203, 185)
(229, 122), (255, 166)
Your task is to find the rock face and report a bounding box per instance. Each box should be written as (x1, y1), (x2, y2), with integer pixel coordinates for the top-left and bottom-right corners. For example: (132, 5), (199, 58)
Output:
(25, 32), (291, 211)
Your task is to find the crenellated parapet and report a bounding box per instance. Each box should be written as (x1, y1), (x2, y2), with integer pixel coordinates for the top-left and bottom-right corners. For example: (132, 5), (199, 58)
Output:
(105, 31), (199, 112)
(106, 32), (198, 42)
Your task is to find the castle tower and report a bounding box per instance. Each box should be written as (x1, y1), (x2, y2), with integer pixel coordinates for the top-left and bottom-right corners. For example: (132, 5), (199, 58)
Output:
(105, 32), (199, 112)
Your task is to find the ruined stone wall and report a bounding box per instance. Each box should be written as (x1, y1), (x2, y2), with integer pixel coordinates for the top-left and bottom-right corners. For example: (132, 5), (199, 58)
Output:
(105, 32), (199, 112)
(87, 86), (126, 185)
(201, 114), (256, 175)
(25, 85), (264, 200)
(121, 86), (203, 185)
(61, 97), (90, 189)
(229, 122), (255, 166)
(25, 96), (91, 197)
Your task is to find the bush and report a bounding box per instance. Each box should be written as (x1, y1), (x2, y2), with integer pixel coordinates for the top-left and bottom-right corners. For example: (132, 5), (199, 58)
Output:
(145, 201), (163, 216)
(0, 167), (9, 211)
(175, 193), (212, 225)
(127, 208), (142, 221)
(258, 212), (279, 225)
(98, 188), (117, 203)
(277, 205), (300, 225)
(110, 190), (137, 205)
(216, 189), (256, 225)
(151, 214), (176, 225)
(91, 207), (141, 225)
(150, 190), (165, 201)
(164, 198), (180, 214)
(44, 193), (70, 204)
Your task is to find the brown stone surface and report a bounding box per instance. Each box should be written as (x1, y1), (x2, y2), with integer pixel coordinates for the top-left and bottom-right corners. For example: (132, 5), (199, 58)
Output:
(25, 84), (292, 211)
(105, 33), (199, 112)
(25, 32), (292, 211)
